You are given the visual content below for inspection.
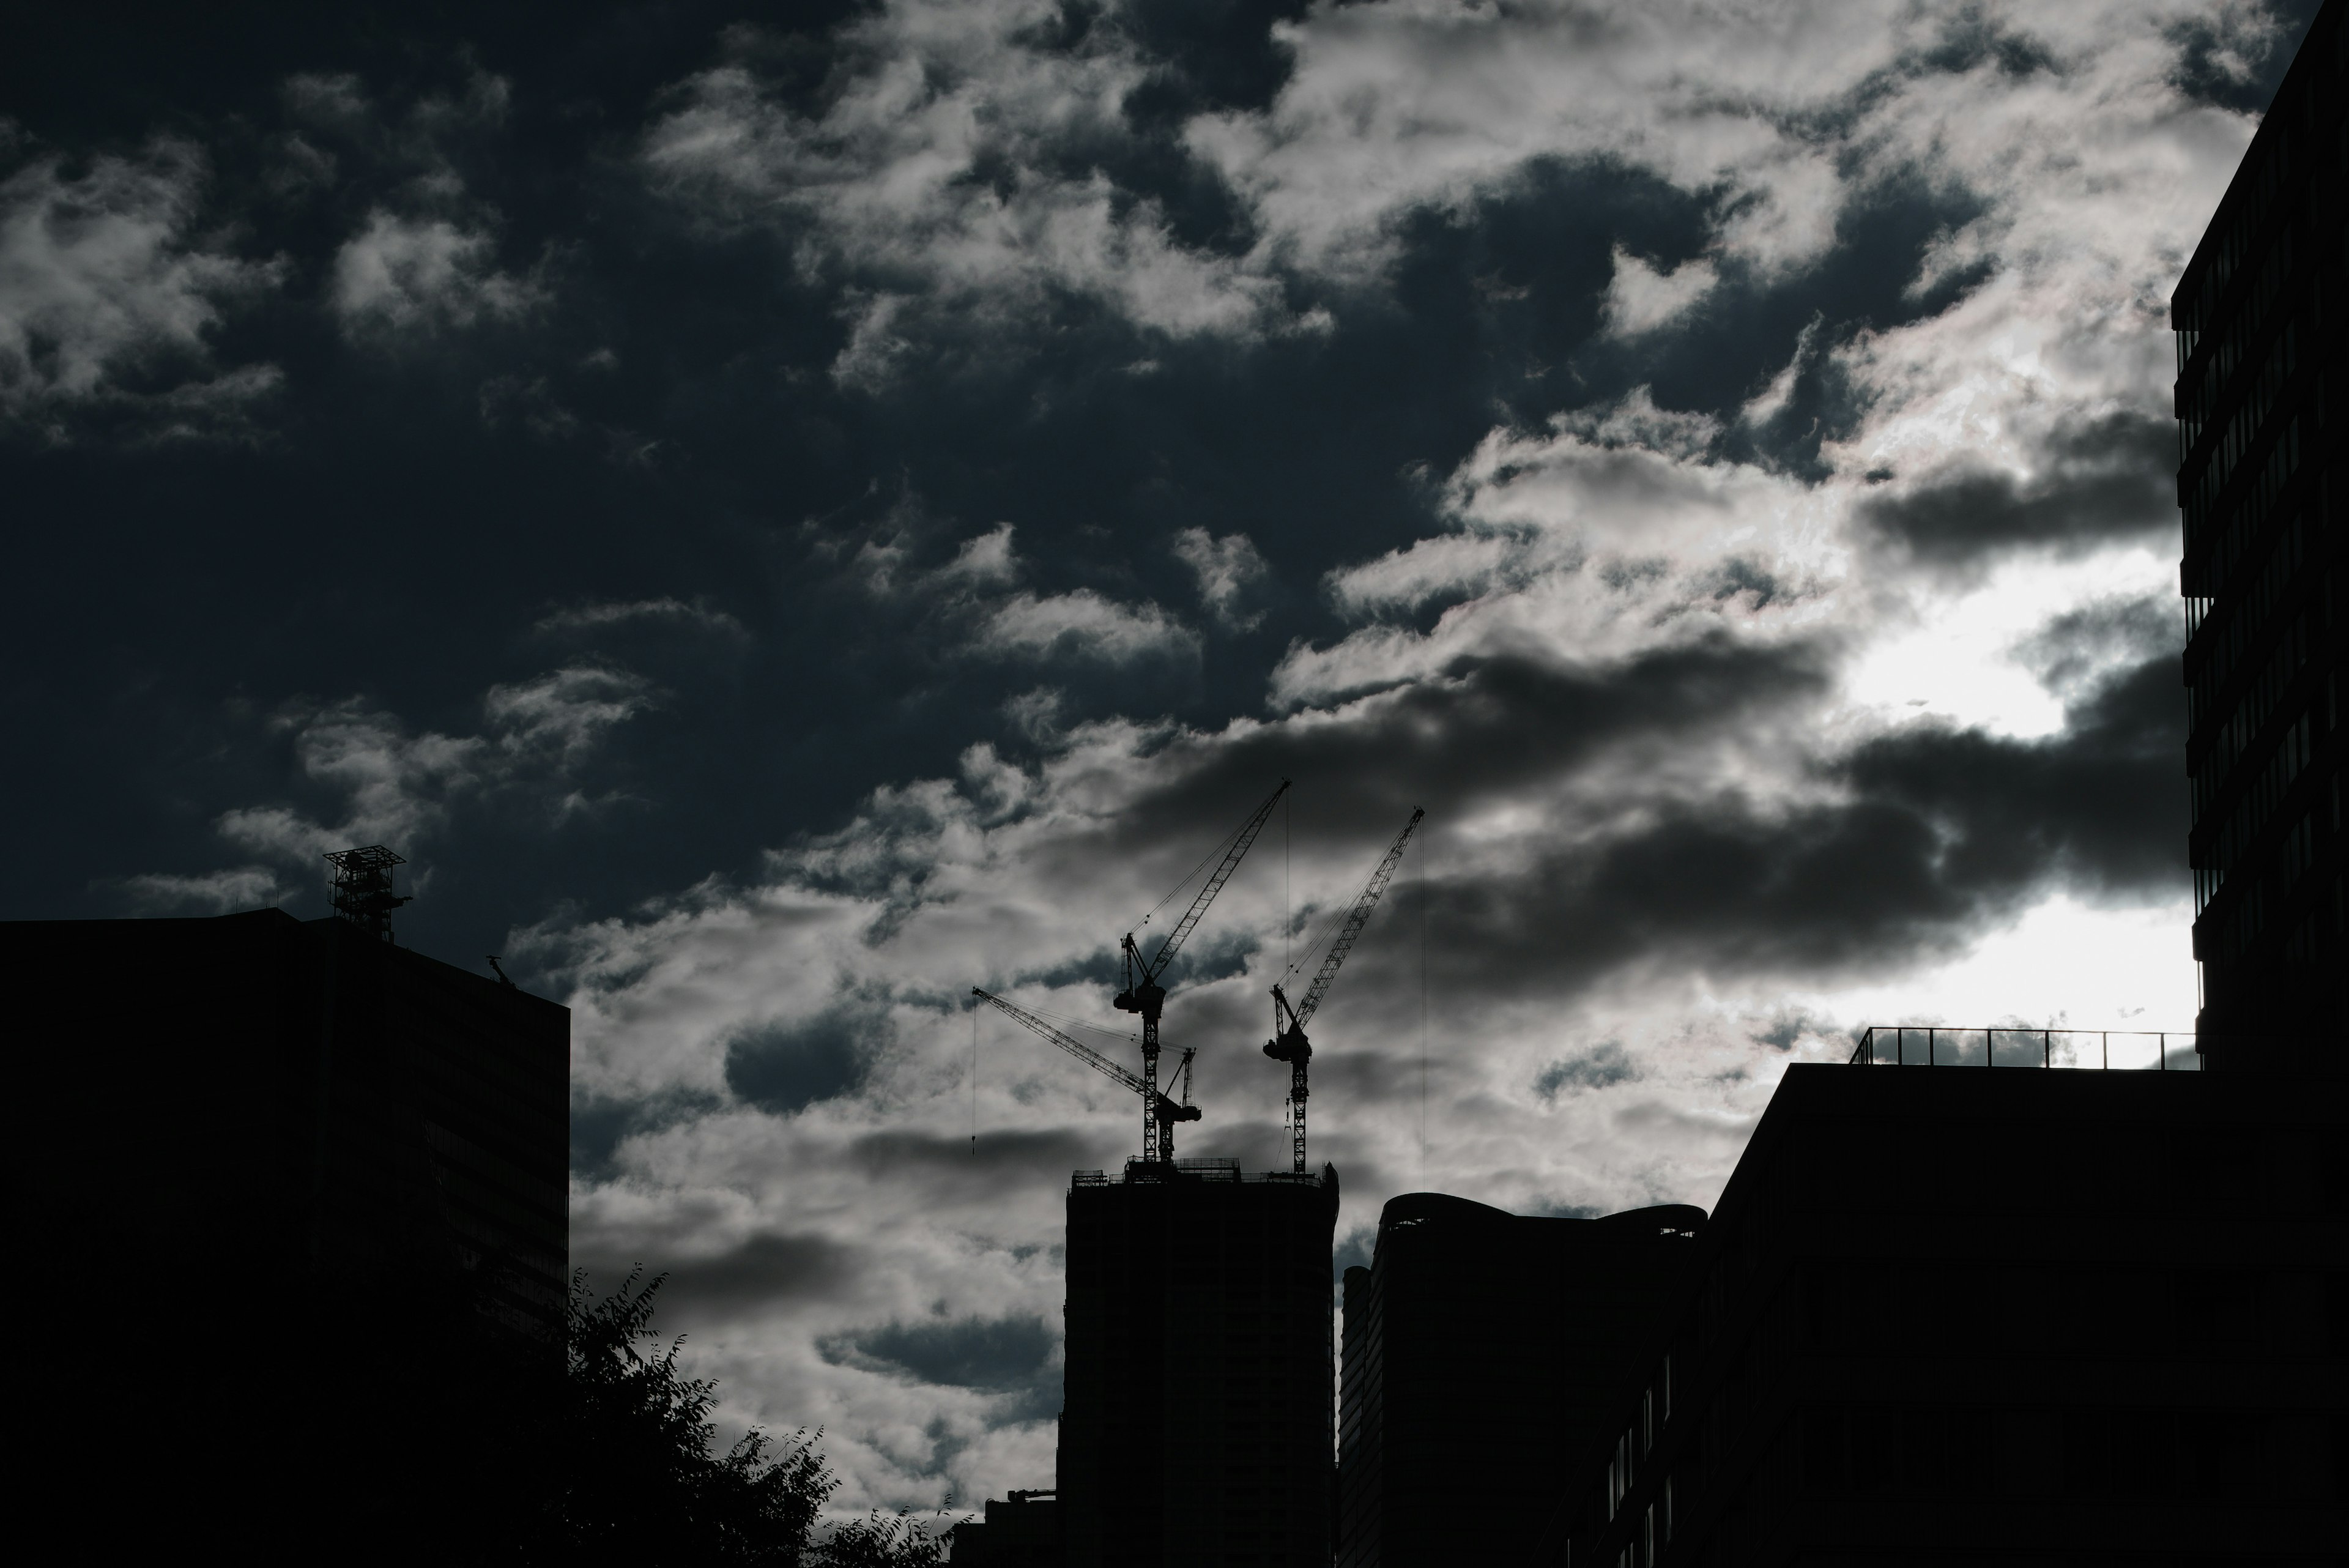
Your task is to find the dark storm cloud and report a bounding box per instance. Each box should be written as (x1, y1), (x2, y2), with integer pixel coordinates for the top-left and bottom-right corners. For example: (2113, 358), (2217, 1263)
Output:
(1006, 630), (2177, 1029)
(2012, 594), (2176, 694)
(822, 1314), (1055, 1393)
(1750, 1008), (1848, 1053)
(1534, 1042), (1638, 1101)
(1427, 794), (1969, 1001)
(577, 1232), (857, 1325)
(1404, 155), (1997, 476)
(725, 1001), (889, 1115)
(847, 1126), (1112, 1183)
(1388, 652), (2184, 1011)
(1857, 411), (2175, 570)
(2165, 0), (2326, 111)
(571, 1085), (722, 1183)
(1093, 633), (1838, 853)
(1840, 653), (2184, 897)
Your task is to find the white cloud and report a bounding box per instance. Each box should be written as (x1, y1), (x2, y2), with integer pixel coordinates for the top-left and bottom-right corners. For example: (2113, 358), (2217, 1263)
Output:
(1170, 527), (1271, 630)
(209, 667), (653, 868)
(1786, 894), (2199, 1042)
(626, 0), (2278, 390)
(1841, 547), (2176, 740)
(1739, 313), (1821, 428)
(0, 142), (283, 437)
(640, 2), (1288, 381)
(533, 597), (751, 641)
(1186, 0), (1906, 285)
(974, 588), (1198, 666)
(1600, 247), (1718, 338)
(1187, 0), (2269, 310)
(521, 0), (2280, 1515)
(933, 522), (1021, 590)
(1288, 384), (1834, 708)
(110, 866), (295, 915)
(486, 667), (659, 770)
(283, 72), (373, 131)
(837, 517), (1199, 669)
(331, 209), (545, 336)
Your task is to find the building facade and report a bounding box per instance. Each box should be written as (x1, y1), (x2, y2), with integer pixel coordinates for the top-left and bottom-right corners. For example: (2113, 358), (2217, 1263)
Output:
(2175, 0), (2346, 1063)
(947, 1488), (1063, 1566)
(9, 907), (569, 1318)
(9, 907), (570, 1548)
(1338, 1195), (1702, 1568)
(1057, 1158), (1340, 1568)
(1536, 1062), (2349, 1566)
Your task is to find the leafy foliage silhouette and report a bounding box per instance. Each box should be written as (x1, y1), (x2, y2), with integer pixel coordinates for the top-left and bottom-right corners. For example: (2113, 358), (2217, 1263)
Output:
(558, 1268), (954, 1566)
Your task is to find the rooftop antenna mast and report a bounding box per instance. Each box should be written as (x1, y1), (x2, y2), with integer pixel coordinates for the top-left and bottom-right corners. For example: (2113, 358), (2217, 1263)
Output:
(1114, 778), (1290, 1166)
(324, 846), (410, 940)
(1267, 808), (1422, 1173)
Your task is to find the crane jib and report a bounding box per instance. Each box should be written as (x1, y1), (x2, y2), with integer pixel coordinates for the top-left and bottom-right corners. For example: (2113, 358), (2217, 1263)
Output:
(1293, 807), (1423, 1029)
(972, 987), (1151, 1096)
(1264, 807), (1421, 1176)
(1141, 778), (1291, 983)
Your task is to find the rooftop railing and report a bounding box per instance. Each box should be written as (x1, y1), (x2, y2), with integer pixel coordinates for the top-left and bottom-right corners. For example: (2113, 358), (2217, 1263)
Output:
(1846, 1026), (2200, 1071)
(1071, 1158), (1332, 1187)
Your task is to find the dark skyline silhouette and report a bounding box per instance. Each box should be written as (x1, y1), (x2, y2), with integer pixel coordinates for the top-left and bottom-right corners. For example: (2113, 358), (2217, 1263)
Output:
(1341, 1196), (1702, 1566)
(1537, 1063), (2349, 1565)
(9, 896), (568, 1552)
(4, 0), (2337, 1536)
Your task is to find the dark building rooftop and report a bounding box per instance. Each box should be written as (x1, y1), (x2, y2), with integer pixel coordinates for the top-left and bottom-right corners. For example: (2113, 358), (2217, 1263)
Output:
(948, 1488), (1061, 1566)
(9, 907), (570, 1549)
(1536, 1061), (2349, 1565)
(1339, 1193), (1703, 1567)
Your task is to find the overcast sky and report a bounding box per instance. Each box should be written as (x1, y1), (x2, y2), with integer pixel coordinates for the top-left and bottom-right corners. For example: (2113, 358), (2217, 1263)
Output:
(4, 0), (2314, 1520)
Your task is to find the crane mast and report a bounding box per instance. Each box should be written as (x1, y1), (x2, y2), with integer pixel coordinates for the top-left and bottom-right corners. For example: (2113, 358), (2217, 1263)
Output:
(971, 989), (1201, 1157)
(1266, 808), (1423, 1172)
(1115, 778), (1291, 1164)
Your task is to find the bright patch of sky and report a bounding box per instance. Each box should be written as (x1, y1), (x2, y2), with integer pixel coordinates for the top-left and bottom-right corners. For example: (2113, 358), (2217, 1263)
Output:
(1843, 543), (2179, 738)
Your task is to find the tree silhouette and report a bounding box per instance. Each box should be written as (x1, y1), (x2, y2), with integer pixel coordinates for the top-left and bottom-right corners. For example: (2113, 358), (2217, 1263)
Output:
(557, 1268), (957, 1566)
(560, 1268), (833, 1564)
(815, 1507), (954, 1567)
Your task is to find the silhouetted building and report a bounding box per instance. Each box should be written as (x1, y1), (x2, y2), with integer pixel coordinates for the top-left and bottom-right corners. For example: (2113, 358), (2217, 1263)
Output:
(9, 906), (569, 1547)
(9, 905), (568, 1324)
(1534, 1060), (2349, 1565)
(948, 1488), (1061, 1565)
(1057, 1158), (1339, 1568)
(2175, 0), (2346, 1063)
(1337, 1196), (1704, 1568)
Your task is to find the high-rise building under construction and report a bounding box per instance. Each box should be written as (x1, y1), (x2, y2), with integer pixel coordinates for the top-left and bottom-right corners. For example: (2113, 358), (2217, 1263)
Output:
(2174, 0), (2345, 1062)
(1057, 1158), (1340, 1568)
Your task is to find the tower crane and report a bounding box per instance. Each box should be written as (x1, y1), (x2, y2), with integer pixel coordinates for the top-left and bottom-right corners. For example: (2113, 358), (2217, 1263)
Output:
(1266, 807), (1423, 1173)
(972, 989), (1201, 1159)
(1113, 778), (1291, 1165)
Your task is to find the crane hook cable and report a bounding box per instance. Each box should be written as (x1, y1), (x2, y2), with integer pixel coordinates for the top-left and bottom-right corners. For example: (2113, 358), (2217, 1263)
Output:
(1132, 794), (1261, 929)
